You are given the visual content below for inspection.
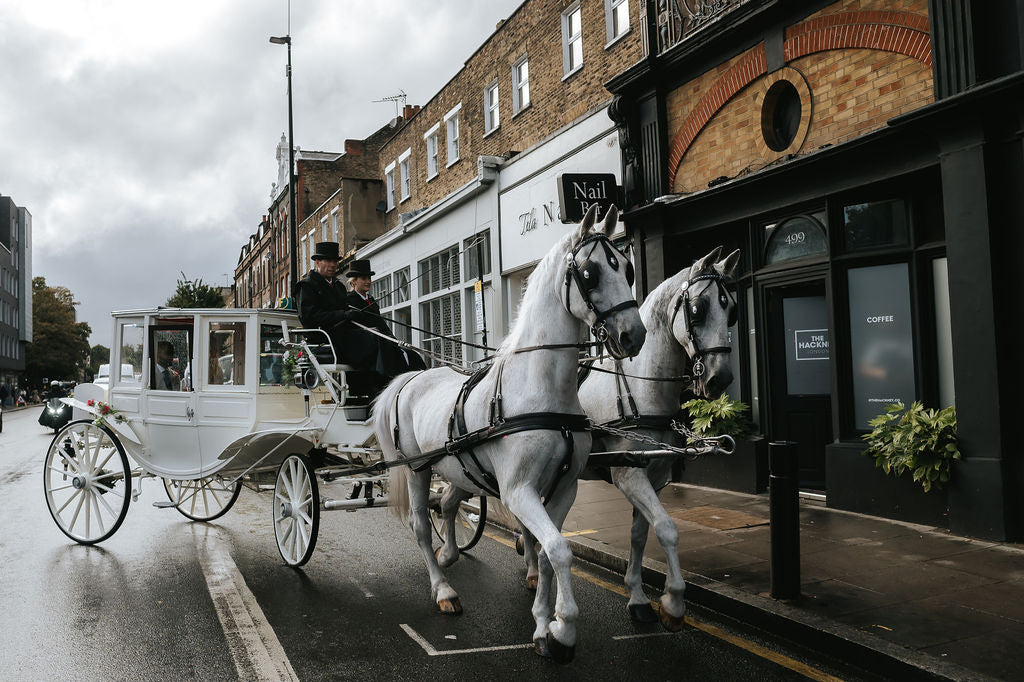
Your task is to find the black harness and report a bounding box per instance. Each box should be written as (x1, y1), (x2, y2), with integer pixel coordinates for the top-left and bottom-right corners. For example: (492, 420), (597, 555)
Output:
(388, 234), (638, 502)
(669, 271), (736, 378)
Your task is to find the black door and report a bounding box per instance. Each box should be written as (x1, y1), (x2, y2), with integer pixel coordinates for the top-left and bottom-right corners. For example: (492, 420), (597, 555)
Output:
(766, 281), (832, 489)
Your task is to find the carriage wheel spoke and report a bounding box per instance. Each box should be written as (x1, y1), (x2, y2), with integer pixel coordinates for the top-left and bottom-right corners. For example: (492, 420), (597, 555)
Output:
(94, 488), (119, 520)
(90, 492), (106, 535)
(92, 482), (124, 498)
(57, 486), (84, 515)
(95, 447), (116, 474)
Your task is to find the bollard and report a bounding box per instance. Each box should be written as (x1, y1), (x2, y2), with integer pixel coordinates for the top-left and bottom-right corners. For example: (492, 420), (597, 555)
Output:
(769, 441), (800, 599)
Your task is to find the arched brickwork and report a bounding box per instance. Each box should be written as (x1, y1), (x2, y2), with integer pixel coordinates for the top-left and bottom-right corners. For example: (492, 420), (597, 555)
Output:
(666, 11), (931, 188)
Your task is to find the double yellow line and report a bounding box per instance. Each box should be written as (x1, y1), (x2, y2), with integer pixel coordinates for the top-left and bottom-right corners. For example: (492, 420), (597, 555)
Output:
(484, 529), (843, 681)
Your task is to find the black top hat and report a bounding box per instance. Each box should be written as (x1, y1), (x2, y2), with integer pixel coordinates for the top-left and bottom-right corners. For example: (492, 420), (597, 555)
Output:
(311, 242), (340, 260)
(345, 259), (375, 278)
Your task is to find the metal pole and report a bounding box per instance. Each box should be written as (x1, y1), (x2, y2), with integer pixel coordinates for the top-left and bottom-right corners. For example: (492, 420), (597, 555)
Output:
(769, 440), (800, 599)
(285, 36), (297, 292)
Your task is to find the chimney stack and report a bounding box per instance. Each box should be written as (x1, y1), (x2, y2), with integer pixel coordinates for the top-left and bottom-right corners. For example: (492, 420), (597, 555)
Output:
(402, 104), (421, 120)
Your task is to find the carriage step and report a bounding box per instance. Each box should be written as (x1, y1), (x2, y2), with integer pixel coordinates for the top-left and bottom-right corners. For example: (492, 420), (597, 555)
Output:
(152, 501), (177, 508)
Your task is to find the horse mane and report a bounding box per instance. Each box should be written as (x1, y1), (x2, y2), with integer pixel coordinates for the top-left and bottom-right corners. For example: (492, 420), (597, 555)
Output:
(496, 229), (578, 358)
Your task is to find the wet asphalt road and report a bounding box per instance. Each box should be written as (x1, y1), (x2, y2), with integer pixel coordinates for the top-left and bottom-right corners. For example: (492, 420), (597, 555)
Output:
(0, 406), (864, 681)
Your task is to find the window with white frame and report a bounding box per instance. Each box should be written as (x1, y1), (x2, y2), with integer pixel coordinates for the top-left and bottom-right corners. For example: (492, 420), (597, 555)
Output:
(393, 267), (411, 303)
(370, 272), (393, 308)
(562, 2), (583, 76)
(399, 149), (411, 201)
(424, 123), (440, 179)
(420, 293), (462, 367)
(331, 208), (339, 242)
(320, 216), (328, 242)
(385, 162), (396, 211)
(512, 55), (530, 114)
(605, 0), (629, 43)
(484, 80), (499, 135)
(444, 104), (461, 166)
(418, 245), (461, 296)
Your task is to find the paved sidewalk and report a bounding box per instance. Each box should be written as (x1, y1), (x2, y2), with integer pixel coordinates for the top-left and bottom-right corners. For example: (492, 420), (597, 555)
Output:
(562, 480), (1024, 681)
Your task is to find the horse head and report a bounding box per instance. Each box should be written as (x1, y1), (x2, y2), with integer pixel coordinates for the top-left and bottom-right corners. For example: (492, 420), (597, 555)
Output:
(669, 246), (740, 398)
(563, 204), (646, 359)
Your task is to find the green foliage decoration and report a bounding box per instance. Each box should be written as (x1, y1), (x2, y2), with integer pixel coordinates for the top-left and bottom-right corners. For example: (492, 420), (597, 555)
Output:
(681, 394), (756, 440)
(862, 401), (960, 493)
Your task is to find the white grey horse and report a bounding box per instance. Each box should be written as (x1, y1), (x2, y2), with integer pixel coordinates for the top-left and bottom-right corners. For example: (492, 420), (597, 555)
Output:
(519, 246), (740, 631)
(373, 205), (646, 662)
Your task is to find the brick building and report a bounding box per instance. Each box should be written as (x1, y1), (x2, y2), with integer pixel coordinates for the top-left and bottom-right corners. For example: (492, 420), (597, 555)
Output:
(608, 0), (1024, 539)
(0, 195), (32, 397)
(356, 0), (645, 366)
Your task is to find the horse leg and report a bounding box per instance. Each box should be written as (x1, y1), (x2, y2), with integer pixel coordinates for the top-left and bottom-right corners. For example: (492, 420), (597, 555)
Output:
(614, 468), (686, 631)
(505, 488), (578, 664)
(622, 505), (659, 623)
(519, 522), (540, 590)
(408, 469), (462, 614)
(435, 484), (469, 568)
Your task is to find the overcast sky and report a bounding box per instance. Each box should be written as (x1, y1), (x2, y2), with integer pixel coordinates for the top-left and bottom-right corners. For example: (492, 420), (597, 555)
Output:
(1, 0), (523, 348)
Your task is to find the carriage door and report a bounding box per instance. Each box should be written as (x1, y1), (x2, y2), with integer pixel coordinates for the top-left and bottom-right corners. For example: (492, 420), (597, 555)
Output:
(145, 324), (200, 477)
(766, 281), (832, 489)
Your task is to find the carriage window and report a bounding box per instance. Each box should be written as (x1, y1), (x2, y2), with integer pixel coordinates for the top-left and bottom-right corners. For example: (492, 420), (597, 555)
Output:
(151, 327), (192, 391)
(117, 322), (144, 387)
(259, 323), (290, 387)
(843, 199), (908, 251)
(210, 322), (246, 386)
(763, 212), (828, 265)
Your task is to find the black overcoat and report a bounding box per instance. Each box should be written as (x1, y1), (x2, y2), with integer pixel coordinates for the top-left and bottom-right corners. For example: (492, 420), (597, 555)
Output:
(341, 291), (428, 375)
(294, 270), (353, 357)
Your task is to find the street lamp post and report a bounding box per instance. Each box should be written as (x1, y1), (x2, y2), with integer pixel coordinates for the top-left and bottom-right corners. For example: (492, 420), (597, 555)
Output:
(270, 32), (297, 296)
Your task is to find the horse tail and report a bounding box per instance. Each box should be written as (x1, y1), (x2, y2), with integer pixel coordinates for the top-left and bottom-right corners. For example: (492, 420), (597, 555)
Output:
(372, 371), (420, 521)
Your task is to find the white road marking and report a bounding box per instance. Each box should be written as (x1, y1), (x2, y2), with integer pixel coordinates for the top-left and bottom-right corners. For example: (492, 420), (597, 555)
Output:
(198, 534), (299, 681)
(400, 624), (534, 656)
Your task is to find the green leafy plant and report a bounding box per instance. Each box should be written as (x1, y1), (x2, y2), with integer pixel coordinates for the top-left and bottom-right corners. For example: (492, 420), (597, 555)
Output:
(862, 401), (960, 493)
(681, 394), (756, 440)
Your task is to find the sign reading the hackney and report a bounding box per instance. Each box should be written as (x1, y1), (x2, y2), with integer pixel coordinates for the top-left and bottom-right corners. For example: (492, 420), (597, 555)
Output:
(557, 173), (619, 223)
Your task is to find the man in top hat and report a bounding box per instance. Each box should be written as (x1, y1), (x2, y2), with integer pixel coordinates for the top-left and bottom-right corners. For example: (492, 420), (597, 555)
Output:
(294, 242), (354, 344)
(343, 259), (426, 388)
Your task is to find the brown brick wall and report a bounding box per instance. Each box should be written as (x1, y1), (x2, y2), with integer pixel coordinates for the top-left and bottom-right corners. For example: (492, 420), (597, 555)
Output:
(665, 0), (933, 193)
(376, 0), (644, 231)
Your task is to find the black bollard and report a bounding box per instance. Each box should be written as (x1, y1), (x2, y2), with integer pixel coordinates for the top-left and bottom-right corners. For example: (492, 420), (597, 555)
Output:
(769, 441), (800, 599)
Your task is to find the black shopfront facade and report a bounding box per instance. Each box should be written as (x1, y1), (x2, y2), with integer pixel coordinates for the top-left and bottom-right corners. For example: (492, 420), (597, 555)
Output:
(609, 1), (1024, 541)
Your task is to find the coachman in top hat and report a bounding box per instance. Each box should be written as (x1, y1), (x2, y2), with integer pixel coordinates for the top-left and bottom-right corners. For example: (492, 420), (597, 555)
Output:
(293, 242), (424, 394)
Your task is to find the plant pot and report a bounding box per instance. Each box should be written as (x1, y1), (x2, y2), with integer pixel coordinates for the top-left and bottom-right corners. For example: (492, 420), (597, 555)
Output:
(674, 435), (768, 494)
(825, 442), (948, 527)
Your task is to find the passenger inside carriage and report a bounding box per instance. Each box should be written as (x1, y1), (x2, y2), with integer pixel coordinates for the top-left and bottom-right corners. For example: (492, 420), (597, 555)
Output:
(293, 243), (425, 398)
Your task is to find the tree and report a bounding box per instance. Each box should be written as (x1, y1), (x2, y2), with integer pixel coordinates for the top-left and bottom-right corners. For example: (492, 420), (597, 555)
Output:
(24, 277), (92, 386)
(88, 344), (110, 379)
(166, 272), (226, 308)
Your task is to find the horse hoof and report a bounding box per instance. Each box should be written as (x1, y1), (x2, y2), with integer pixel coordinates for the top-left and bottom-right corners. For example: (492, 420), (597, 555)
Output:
(546, 632), (575, 665)
(437, 597), (463, 615)
(515, 534), (525, 556)
(659, 605), (686, 632)
(627, 602), (659, 623)
(533, 637), (550, 658)
(526, 575), (538, 591)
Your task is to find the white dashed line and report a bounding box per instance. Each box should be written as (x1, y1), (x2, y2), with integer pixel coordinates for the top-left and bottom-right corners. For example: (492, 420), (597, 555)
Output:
(400, 624), (534, 656)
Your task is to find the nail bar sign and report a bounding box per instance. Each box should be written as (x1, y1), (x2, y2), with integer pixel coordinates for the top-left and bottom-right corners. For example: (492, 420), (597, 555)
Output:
(557, 173), (619, 223)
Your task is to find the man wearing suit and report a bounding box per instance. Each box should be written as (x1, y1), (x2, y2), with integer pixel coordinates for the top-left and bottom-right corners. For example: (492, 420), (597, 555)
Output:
(294, 241), (353, 354)
(153, 341), (181, 391)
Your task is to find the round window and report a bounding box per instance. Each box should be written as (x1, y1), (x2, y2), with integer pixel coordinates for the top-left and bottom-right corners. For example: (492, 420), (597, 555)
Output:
(761, 80), (802, 152)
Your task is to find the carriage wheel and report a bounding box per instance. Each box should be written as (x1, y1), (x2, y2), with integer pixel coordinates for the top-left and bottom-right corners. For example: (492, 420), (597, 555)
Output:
(163, 476), (242, 522)
(428, 480), (487, 552)
(273, 454), (320, 567)
(43, 420), (131, 545)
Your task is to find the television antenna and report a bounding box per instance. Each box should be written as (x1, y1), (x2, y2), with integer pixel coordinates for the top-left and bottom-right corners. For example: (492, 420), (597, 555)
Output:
(373, 89), (407, 117)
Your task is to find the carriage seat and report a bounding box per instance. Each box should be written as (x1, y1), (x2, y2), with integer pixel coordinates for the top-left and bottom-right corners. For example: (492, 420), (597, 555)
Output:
(305, 344), (376, 400)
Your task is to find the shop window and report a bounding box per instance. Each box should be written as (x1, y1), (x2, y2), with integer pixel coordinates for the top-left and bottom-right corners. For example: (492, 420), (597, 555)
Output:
(843, 199), (909, 250)
(932, 258), (955, 408)
(763, 212), (828, 265)
(392, 306), (412, 345)
(393, 267), (411, 304)
(463, 231), (491, 280)
(418, 245), (461, 295)
(848, 263), (916, 430)
(370, 273), (393, 309)
(420, 293), (462, 367)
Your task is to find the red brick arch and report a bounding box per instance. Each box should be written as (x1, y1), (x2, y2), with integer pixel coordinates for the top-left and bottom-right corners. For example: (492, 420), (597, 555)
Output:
(666, 11), (931, 188)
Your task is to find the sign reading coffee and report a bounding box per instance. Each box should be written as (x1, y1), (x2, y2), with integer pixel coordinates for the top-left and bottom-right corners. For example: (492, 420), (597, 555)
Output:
(848, 263), (916, 429)
(557, 173), (619, 223)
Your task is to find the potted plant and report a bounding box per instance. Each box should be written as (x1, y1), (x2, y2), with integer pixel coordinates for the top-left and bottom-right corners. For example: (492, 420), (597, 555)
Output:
(676, 394), (767, 493)
(862, 401), (960, 493)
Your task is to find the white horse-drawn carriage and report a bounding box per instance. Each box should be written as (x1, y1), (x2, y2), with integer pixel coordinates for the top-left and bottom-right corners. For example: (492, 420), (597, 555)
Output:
(44, 205), (738, 663)
(43, 306), (484, 566)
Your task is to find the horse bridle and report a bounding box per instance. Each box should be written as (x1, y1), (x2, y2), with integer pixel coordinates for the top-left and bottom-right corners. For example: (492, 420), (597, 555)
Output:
(563, 234), (638, 343)
(669, 272), (736, 378)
